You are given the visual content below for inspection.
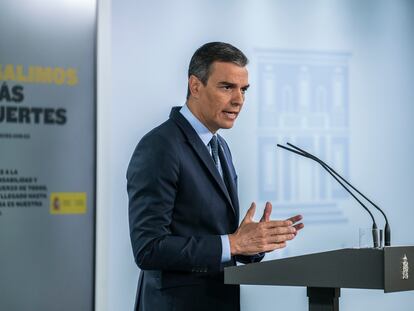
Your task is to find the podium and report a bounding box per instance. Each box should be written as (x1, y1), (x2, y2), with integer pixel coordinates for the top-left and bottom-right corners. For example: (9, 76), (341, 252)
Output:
(225, 246), (414, 310)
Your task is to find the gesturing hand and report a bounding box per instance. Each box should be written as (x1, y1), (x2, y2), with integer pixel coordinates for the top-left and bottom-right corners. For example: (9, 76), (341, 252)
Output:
(229, 202), (304, 256)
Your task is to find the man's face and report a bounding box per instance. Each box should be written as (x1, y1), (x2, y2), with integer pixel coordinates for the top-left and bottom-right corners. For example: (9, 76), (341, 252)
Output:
(189, 61), (249, 133)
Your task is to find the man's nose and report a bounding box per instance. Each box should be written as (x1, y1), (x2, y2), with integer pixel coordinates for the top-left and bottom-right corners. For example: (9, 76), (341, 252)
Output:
(232, 89), (244, 105)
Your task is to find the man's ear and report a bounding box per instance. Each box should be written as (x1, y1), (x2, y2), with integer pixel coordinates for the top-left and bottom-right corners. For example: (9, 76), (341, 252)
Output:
(188, 75), (202, 99)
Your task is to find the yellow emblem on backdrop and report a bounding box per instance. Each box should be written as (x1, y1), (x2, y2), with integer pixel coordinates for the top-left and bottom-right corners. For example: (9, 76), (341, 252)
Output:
(50, 192), (87, 214)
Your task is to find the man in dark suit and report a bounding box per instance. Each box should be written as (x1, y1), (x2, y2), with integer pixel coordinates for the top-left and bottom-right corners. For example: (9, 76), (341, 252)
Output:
(127, 42), (304, 311)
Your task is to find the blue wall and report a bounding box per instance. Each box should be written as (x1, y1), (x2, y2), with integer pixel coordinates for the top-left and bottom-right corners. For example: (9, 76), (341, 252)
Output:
(110, 1), (414, 310)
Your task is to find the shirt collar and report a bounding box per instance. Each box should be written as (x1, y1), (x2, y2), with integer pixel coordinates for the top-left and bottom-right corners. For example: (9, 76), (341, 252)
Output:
(180, 104), (216, 146)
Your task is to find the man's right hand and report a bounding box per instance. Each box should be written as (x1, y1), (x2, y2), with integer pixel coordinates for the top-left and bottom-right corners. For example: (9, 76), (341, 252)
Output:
(228, 202), (302, 256)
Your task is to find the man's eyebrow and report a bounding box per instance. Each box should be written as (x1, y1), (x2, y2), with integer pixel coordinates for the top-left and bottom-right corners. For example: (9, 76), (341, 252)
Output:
(217, 81), (236, 86)
(217, 81), (250, 89)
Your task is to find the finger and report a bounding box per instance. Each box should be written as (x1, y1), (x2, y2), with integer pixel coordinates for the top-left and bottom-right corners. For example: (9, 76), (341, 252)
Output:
(293, 223), (304, 230)
(286, 214), (303, 224)
(241, 202), (256, 224)
(292, 223), (304, 235)
(264, 233), (296, 244)
(260, 201), (272, 222)
(263, 242), (286, 253)
(275, 233), (296, 243)
(268, 226), (297, 236)
(273, 242), (287, 250)
(262, 219), (293, 228)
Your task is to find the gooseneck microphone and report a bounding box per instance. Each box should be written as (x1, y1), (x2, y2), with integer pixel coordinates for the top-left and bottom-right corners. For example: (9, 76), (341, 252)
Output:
(284, 142), (391, 247)
(277, 142), (391, 247)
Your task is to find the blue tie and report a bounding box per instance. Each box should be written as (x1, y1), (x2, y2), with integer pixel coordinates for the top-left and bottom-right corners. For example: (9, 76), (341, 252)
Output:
(209, 135), (220, 172)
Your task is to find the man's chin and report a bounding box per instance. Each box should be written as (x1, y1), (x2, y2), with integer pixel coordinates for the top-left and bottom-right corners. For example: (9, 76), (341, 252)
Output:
(220, 122), (235, 130)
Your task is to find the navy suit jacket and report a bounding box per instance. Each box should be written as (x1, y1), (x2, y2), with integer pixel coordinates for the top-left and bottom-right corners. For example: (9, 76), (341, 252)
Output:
(127, 107), (263, 311)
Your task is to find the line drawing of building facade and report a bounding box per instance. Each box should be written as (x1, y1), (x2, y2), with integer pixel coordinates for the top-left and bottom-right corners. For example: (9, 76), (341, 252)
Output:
(256, 50), (351, 225)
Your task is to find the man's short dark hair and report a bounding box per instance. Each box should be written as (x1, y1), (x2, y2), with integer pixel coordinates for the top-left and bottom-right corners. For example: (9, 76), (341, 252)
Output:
(186, 42), (248, 99)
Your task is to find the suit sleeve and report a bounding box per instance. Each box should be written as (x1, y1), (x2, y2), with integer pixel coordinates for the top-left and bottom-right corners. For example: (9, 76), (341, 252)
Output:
(127, 132), (222, 273)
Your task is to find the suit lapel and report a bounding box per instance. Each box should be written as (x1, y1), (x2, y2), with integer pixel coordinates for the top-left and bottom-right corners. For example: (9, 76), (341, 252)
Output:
(169, 107), (235, 215)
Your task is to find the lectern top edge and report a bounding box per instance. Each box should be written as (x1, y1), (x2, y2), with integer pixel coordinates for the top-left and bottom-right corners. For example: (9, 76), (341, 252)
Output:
(225, 246), (414, 293)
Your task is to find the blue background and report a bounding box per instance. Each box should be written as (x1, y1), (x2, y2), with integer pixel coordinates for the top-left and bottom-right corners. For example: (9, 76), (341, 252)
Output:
(107, 1), (414, 310)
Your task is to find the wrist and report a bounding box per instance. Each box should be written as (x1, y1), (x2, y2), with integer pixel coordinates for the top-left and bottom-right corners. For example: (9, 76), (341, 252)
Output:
(228, 233), (239, 256)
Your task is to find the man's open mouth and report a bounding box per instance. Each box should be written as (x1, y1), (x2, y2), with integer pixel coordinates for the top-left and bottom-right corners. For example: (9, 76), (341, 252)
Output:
(223, 111), (238, 119)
